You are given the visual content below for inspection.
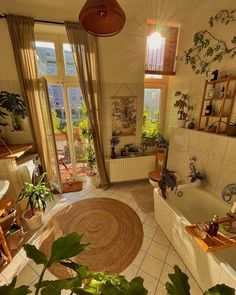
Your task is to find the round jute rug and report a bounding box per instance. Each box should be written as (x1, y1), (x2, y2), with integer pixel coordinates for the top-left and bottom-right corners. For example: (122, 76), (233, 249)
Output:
(39, 197), (143, 278)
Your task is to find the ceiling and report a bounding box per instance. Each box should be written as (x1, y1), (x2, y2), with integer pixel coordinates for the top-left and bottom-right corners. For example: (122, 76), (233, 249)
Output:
(0, 0), (227, 26)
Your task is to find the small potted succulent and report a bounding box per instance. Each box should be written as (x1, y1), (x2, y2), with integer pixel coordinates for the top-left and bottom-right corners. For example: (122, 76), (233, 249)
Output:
(174, 91), (193, 128)
(110, 136), (120, 159)
(17, 173), (53, 230)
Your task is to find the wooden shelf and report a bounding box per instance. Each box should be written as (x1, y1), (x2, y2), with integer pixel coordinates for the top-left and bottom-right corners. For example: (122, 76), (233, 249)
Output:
(204, 97), (232, 101)
(198, 75), (236, 133)
(185, 218), (236, 252)
(207, 77), (236, 84)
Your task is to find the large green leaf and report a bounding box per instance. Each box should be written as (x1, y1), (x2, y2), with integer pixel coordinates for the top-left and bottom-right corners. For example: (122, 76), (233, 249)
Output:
(203, 284), (235, 295)
(48, 233), (89, 266)
(128, 277), (148, 295)
(165, 265), (191, 295)
(41, 285), (61, 295)
(23, 244), (48, 265)
(0, 277), (31, 295)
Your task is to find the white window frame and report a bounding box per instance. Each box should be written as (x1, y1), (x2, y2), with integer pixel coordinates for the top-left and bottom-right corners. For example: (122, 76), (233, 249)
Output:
(35, 33), (82, 181)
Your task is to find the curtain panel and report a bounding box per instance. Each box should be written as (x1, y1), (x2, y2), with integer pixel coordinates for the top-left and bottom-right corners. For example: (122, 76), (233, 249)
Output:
(6, 15), (52, 178)
(65, 22), (109, 188)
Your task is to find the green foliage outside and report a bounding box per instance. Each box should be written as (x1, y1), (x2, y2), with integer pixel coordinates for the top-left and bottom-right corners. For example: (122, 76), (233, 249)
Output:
(142, 106), (159, 138)
(51, 110), (61, 134)
(0, 233), (234, 295)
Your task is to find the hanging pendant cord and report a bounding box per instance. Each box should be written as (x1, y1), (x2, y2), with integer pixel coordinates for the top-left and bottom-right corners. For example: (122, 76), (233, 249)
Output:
(0, 14), (65, 26)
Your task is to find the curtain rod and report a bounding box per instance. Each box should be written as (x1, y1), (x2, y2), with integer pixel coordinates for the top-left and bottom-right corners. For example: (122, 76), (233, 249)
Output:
(0, 14), (65, 26)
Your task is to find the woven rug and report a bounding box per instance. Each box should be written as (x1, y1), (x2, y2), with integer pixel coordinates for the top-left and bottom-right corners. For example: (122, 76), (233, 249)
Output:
(130, 187), (154, 213)
(40, 198), (143, 278)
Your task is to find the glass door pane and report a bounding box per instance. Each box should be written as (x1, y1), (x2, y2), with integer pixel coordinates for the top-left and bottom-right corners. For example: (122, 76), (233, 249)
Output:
(48, 83), (74, 183)
(38, 78), (62, 192)
(67, 86), (87, 178)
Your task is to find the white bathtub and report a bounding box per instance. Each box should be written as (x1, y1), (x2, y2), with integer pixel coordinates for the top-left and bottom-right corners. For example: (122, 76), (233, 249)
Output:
(154, 187), (236, 290)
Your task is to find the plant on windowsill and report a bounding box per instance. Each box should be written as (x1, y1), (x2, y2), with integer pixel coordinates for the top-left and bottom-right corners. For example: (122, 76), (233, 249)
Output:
(17, 173), (53, 231)
(174, 91), (193, 128)
(0, 233), (234, 295)
(0, 91), (27, 130)
(142, 129), (159, 146)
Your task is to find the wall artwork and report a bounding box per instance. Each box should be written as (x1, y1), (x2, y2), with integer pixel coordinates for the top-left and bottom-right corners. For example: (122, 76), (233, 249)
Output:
(111, 96), (137, 136)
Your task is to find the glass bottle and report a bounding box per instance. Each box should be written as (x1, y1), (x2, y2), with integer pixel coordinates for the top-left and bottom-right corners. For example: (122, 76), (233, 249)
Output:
(207, 215), (219, 237)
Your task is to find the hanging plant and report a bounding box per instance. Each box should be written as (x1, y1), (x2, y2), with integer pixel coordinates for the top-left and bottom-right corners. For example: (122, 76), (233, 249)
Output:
(179, 9), (236, 75)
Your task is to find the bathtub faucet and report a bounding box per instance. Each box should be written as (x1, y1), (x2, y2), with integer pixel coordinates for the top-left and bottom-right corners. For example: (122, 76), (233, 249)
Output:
(222, 184), (236, 203)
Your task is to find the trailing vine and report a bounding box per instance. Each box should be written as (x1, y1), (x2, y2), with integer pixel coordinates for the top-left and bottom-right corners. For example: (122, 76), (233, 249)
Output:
(179, 9), (236, 75)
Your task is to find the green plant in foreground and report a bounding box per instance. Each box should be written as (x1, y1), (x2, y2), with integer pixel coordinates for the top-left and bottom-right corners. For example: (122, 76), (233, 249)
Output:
(166, 265), (235, 295)
(0, 233), (234, 295)
(0, 232), (147, 295)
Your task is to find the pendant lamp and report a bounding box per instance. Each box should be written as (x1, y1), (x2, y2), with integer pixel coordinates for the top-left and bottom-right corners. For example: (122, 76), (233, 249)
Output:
(79, 0), (126, 37)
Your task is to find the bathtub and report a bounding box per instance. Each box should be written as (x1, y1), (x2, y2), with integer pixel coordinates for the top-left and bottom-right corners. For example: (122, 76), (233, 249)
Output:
(154, 187), (236, 290)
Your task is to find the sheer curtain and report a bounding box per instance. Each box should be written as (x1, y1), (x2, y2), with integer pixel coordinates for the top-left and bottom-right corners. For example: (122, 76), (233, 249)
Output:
(6, 15), (55, 184)
(65, 22), (109, 188)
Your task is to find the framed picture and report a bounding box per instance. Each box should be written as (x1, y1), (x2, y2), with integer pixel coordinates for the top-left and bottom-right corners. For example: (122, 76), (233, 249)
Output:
(111, 96), (137, 136)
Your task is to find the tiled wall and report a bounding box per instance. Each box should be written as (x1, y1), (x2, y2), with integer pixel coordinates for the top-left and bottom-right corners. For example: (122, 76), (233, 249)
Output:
(163, 74), (236, 140)
(167, 127), (236, 200)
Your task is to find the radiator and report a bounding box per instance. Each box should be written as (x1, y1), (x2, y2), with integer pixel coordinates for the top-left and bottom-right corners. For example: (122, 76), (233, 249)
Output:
(106, 155), (156, 182)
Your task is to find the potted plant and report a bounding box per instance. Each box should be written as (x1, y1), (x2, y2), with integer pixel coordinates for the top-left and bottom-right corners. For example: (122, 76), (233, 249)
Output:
(0, 207), (16, 231)
(142, 129), (158, 146)
(174, 91), (193, 128)
(17, 173), (53, 231)
(0, 91), (27, 130)
(85, 145), (97, 186)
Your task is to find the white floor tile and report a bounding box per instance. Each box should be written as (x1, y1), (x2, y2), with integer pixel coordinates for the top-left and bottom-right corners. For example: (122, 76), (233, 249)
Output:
(145, 215), (158, 227)
(15, 264), (38, 287)
(155, 282), (167, 295)
(120, 264), (138, 282)
(137, 269), (158, 295)
(132, 250), (146, 267)
(165, 247), (186, 271)
(140, 253), (164, 280)
(141, 236), (152, 251)
(142, 223), (157, 239)
(159, 263), (174, 284)
(147, 240), (169, 262)
(153, 228), (170, 247)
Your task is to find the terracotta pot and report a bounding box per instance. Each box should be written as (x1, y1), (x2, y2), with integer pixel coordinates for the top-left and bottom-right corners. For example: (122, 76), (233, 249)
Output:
(86, 174), (98, 186)
(22, 209), (43, 231)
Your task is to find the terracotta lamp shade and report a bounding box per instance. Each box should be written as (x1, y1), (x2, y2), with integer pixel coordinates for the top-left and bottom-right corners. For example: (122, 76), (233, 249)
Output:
(79, 0), (126, 37)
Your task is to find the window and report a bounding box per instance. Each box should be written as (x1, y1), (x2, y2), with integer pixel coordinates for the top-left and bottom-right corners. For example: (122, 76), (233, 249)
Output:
(35, 34), (87, 181)
(145, 22), (179, 76)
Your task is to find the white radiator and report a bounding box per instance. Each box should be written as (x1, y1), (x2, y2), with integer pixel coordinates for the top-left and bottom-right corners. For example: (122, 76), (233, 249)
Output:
(106, 155), (156, 182)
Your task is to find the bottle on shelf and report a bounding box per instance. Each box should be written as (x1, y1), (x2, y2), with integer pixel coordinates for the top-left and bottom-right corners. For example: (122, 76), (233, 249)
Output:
(207, 215), (219, 237)
(220, 86), (225, 98)
(205, 105), (212, 116)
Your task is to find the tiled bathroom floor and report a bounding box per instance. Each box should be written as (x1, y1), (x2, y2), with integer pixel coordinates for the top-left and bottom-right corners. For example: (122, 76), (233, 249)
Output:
(0, 180), (203, 295)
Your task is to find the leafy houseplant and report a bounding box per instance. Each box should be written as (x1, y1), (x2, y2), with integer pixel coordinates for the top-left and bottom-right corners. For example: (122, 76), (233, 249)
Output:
(158, 169), (177, 199)
(174, 91), (193, 127)
(0, 91), (27, 129)
(17, 173), (53, 230)
(0, 233), (234, 295)
(179, 9), (236, 75)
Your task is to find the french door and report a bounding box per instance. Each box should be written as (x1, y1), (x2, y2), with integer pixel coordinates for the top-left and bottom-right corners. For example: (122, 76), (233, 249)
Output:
(48, 82), (86, 183)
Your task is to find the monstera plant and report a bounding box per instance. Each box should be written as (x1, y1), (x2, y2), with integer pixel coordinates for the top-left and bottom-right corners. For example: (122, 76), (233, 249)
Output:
(0, 91), (27, 128)
(179, 9), (236, 75)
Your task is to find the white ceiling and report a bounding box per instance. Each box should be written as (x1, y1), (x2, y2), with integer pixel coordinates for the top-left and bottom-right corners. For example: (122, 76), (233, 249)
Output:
(0, 0), (228, 26)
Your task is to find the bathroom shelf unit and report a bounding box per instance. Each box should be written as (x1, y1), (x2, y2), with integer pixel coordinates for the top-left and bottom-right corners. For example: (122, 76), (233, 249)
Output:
(198, 75), (236, 134)
(185, 217), (236, 252)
